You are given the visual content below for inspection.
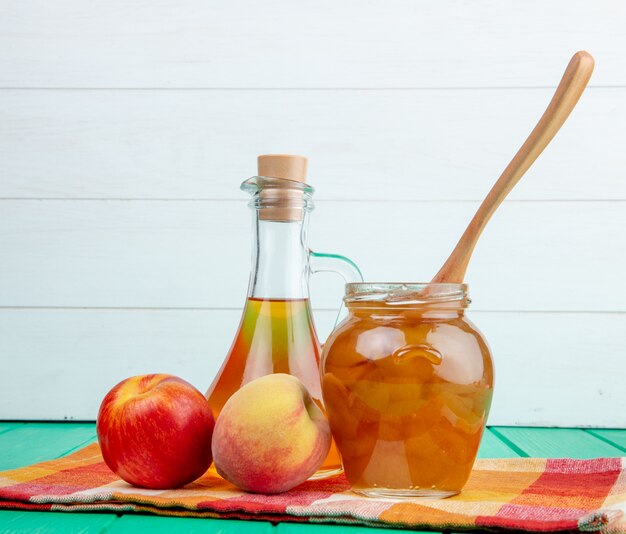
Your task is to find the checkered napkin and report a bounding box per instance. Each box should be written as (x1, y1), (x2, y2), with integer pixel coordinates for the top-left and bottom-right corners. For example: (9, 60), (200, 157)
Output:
(0, 443), (625, 532)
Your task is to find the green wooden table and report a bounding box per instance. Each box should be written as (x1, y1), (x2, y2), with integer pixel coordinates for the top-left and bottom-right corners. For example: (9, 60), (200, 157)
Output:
(0, 423), (624, 533)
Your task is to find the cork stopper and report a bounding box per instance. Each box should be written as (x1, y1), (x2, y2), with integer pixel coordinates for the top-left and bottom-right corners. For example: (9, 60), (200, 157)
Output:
(257, 154), (308, 182)
(256, 155), (309, 222)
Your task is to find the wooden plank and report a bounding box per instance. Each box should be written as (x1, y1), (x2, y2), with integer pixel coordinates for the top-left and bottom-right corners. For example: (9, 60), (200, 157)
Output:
(0, 88), (621, 201)
(477, 428), (520, 459)
(0, 309), (245, 422)
(0, 423), (96, 470)
(0, 423), (23, 435)
(585, 429), (626, 452)
(491, 427), (625, 458)
(0, 511), (117, 533)
(0, 200), (623, 312)
(480, 312), (626, 428)
(108, 515), (274, 533)
(0, 1), (623, 88)
(276, 523), (403, 533)
(1, 309), (624, 426)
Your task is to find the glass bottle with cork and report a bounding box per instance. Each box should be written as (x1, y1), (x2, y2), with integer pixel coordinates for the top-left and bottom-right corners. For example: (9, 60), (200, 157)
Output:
(206, 154), (362, 478)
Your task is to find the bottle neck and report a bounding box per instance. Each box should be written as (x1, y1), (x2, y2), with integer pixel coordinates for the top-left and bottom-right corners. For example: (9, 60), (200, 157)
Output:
(247, 210), (310, 300)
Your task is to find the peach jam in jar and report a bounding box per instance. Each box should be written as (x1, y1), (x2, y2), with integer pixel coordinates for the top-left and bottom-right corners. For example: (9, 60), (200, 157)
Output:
(321, 283), (494, 498)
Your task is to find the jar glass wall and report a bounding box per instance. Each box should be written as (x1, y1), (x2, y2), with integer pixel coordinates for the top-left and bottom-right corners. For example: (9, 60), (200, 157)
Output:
(321, 283), (494, 498)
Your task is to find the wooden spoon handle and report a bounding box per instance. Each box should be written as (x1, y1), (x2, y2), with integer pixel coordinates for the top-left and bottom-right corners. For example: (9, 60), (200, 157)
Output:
(432, 51), (595, 284)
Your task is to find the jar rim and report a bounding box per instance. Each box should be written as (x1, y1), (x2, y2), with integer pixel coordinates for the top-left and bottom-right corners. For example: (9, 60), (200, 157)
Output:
(344, 282), (469, 305)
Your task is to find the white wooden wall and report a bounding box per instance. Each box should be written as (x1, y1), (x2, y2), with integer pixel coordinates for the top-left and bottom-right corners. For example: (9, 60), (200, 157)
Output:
(1, 0), (625, 426)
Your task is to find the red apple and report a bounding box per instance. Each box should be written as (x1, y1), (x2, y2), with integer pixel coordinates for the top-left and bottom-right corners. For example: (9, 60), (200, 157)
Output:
(97, 374), (215, 489)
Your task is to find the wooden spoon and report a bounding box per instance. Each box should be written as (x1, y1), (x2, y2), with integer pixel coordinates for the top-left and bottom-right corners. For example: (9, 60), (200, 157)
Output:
(431, 51), (595, 284)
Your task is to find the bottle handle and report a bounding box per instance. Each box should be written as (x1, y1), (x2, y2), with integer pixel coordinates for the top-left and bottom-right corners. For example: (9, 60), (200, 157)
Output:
(308, 250), (363, 330)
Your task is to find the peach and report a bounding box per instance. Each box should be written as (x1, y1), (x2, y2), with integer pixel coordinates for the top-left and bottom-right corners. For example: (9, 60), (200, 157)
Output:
(211, 374), (331, 494)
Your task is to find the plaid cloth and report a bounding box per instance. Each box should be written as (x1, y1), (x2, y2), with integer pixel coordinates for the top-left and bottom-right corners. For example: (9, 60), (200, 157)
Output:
(0, 443), (625, 532)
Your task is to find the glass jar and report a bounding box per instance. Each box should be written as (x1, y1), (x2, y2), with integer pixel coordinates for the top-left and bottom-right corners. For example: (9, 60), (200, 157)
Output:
(321, 283), (494, 498)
